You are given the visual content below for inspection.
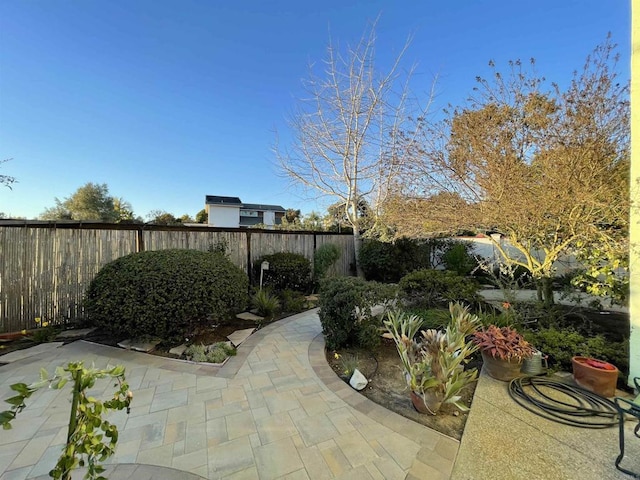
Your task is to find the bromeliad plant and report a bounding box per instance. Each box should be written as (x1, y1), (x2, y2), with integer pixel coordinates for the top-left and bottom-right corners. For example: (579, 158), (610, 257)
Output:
(473, 325), (536, 361)
(0, 362), (133, 480)
(384, 302), (480, 415)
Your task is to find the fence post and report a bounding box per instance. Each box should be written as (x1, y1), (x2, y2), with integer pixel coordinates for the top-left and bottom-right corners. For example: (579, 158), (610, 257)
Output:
(246, 231), (252, 289)
(136, 226), (145, 253)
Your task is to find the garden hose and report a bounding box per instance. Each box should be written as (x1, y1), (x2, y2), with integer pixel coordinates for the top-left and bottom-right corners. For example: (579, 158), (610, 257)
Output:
(508, 376), (619, 428)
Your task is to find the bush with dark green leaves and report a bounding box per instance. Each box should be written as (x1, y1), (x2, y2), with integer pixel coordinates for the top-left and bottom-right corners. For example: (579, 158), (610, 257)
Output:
(279, 289), (307, 313)
(254, 252), (311, 292)
(524, 327), (628, 374)
(86, 249), (248, 337)
(314, 243), (341, 281)
(398, 269), (480, 308)
(359, 238), (456, 283)
(318, 276), (397, 350)
(442, 242), (477, 276)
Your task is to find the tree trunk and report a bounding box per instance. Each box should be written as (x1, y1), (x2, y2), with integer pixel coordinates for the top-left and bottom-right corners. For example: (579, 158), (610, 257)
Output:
(537, 277), (554, 307)
(353, 230), (364, 278)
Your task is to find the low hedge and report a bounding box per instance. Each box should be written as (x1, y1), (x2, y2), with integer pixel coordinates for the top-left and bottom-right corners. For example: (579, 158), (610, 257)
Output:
(86, 249), (248, 338)
(318, 276), (397, 350)
(254, 252), (311, 292)
(398, 269), (480, 308)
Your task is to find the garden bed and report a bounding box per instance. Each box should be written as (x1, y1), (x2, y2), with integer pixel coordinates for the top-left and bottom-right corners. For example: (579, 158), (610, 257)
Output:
(326, 338), (481, 440)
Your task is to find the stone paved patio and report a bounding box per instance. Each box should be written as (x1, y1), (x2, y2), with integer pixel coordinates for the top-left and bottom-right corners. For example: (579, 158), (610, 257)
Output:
(0, 310), (458, 479)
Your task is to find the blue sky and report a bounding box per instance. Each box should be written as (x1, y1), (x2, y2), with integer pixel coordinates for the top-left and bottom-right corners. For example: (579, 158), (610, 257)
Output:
(0, 0), (630, 220)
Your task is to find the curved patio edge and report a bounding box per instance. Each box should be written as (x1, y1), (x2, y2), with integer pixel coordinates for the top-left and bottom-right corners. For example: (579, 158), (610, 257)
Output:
(31, 463), (207, 480)
(307, 330), (460, 479)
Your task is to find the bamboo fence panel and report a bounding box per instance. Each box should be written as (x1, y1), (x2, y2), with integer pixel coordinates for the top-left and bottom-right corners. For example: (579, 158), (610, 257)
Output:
(0, 224), (353, 333)
(249, 232), (315, 267)
(143, 230), (249, 272)
(0, 227), (137, 333)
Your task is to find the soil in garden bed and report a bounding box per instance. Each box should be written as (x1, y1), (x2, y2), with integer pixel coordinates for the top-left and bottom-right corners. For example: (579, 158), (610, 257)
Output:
(326, 338), (480, 440)
(81, 318), (263, 359)
(0, 337), (38, 357)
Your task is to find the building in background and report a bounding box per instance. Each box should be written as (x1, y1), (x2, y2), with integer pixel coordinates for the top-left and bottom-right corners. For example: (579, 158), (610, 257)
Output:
(205, 195), (285, 228)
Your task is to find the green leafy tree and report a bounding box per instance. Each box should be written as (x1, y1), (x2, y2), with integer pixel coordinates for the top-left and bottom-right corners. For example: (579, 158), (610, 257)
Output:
(146, 210), (180, 225)
(113, 197), (136, 223)
(285, 209), (301, 223)
(40, 183), (132, 222)
(1, 362), (132, 480)
(195, 208), (208, 223)
(300, 211), (324, 231)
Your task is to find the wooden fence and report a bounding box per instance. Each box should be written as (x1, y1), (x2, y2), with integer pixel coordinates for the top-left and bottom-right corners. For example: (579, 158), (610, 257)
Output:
(0, 221), (355, 333)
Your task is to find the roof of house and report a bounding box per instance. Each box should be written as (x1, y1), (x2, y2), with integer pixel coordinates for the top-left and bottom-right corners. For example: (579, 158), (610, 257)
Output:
(241, 203), (285, 212)
(205, 195), (242, 205)
(205, 196), (285, 212)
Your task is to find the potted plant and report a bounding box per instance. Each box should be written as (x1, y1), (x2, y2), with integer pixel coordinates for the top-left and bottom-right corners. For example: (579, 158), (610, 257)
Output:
(384, 302), (479, 415)
(473, 325), (536, 381)
(571, 356), (619, 397)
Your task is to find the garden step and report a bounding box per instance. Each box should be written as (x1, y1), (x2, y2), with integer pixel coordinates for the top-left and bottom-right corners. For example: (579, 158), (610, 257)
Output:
(56, 327), (96, 340)
(236, 312), (264, 322)
(117, 338), (161, 352)
(227, 328), (256, 347)
(169, 344), (187, 356)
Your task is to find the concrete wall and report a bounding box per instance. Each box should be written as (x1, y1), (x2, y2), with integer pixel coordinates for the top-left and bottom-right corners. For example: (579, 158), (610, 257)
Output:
(458, 237), (579, 275)
(207, 205), (240, 228)
(629, 2), (639, 387)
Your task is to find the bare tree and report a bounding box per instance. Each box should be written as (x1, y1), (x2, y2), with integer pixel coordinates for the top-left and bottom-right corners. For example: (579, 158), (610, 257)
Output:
(0, 158), (16, 189)
(276, 18), (430, 275)
(386, 38), (629, 305)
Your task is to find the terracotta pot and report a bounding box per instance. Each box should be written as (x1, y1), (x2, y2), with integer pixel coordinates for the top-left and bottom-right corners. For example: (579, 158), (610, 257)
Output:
(410, 390), (442, 415)
(480, 350), (524, 381)
(571, 356), (619, 397)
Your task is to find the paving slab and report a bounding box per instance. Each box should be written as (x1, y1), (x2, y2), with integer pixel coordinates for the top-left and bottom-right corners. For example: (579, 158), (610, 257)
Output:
(0, 310), (455, 479)
(55, 327), (96, 340)
(227, 328), (256, 347)
(118, 338), (162, 352)
(236, 312), (264, 322)
(0, 342), (64, 363)
(169, 344), (187, 356)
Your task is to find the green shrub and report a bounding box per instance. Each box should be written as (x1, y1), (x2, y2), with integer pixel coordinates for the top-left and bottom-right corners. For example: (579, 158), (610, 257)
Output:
(314, 243), (341, 281)
(318, 276), (397, 350)
(358, 240), (402, 282)
(523, 327), (628, 374)
(398, 269), (480, 308)
(403, 307), (451, 330)
(86, 249), (248, 338)
(359, 238), (457, 283)
(185, 342), (236, 363)
(254, 252), (311, 292)
(442, 242), (477, 276)
(252, 289), (281, 319)
(279, 289), (307, 313)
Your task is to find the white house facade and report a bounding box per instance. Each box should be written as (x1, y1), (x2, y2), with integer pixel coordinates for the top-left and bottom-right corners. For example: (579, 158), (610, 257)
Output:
(205, 195), (285, 229)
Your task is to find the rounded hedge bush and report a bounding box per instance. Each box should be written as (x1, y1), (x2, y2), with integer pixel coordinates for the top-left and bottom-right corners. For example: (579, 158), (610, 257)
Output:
(398, 269), (480, 308)
(254, 252), (311, 292)
(86, 249), (248, 337)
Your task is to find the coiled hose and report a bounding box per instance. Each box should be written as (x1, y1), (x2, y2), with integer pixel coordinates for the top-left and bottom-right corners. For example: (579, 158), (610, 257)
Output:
(508, 376), (619, 428)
